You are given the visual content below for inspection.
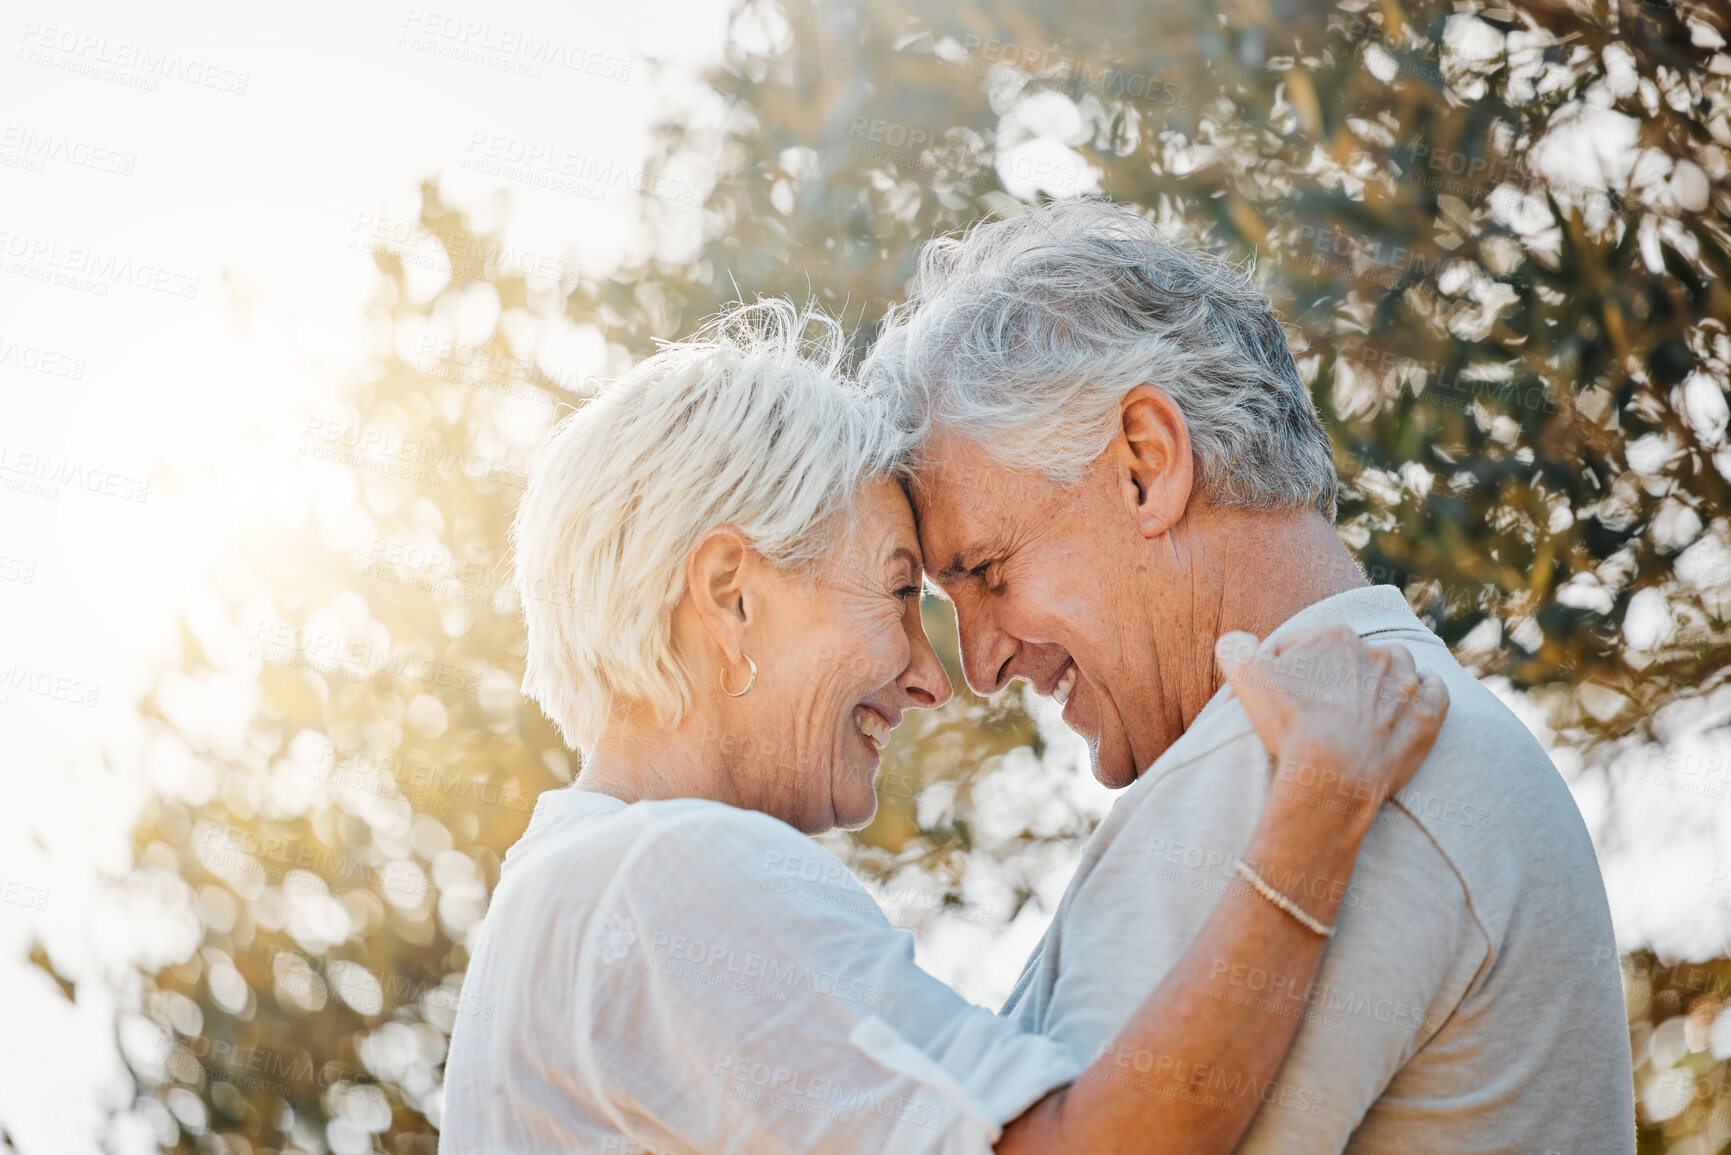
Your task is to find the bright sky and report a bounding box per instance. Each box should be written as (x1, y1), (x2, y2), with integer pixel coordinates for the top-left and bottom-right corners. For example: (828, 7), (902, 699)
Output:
(1, 2), (1728, 1150)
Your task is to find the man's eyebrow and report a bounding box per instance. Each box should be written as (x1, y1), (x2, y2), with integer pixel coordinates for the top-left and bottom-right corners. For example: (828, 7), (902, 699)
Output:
(933, 554), (974, 584)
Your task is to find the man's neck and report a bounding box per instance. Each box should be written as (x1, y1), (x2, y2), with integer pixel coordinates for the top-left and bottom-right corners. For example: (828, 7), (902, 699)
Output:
(1168, 506), (1369, 733)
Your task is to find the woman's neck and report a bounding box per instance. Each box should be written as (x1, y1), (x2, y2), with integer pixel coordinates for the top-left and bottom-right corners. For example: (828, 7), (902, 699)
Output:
(578, 718), (735, 808)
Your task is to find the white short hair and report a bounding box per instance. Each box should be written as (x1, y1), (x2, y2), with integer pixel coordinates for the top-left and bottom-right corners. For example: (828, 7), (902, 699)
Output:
(512, 300), (905, 752)
(863, 199), (1338, 518)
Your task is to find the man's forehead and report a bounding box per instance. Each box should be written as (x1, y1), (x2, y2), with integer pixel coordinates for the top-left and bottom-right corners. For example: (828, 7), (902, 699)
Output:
(914, 430), (1037, 504)
(913, 427), (996, 490)
(911, 455), (986, 520)
(911, 458), (1017, 572)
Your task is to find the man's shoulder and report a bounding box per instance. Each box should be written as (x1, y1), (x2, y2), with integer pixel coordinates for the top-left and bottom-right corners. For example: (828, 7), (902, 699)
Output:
(1398, 660), (1559, 825)
(1102, 643), (1599, 928)
(1390, 659), (1610, 952)
(1266, 585), (1599, 893)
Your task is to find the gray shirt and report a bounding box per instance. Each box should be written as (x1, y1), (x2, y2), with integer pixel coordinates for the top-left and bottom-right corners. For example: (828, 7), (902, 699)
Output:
(1001, 585), (1635, 1153)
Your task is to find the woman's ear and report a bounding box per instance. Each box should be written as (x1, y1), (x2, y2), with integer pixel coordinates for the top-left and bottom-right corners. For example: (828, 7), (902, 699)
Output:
(1116, 384), (1194, 539)
(685, 526), (754, 659)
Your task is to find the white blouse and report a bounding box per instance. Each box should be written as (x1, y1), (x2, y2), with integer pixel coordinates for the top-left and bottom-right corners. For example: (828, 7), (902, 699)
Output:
(441, 788), (1080, 1154)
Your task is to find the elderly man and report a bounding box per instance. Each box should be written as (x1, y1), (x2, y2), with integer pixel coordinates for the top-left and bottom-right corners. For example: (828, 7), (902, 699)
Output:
(863, 200), (1635, 1153)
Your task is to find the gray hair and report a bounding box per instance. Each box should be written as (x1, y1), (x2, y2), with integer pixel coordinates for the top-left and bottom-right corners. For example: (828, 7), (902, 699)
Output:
(512, 299), (906, 752)
(863, 199), (1337, 519)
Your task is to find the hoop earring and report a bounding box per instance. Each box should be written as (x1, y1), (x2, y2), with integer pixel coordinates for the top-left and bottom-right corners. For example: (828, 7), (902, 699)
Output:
(721, 653), (758, 697)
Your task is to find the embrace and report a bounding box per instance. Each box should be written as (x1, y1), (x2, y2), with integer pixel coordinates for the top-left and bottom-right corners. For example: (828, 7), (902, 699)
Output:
(442, 201), (1634, 1152)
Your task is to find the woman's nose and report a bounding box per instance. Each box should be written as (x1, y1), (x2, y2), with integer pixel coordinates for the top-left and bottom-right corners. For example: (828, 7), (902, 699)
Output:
(901, 606), (954, 711)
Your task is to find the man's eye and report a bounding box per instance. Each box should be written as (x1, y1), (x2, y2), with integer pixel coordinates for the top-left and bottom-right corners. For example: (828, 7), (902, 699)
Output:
(973, 560), (1006, 590)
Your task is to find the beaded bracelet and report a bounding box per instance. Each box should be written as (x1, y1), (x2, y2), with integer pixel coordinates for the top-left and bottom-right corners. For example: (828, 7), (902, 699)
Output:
(1233, 859), (1337, 938)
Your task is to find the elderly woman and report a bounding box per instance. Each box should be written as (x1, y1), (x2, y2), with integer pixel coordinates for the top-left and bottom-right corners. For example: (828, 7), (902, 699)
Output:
(440, 301), (1447, 1154)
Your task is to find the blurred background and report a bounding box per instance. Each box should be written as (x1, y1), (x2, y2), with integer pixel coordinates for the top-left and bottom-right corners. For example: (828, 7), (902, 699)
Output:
(2, 0), (1729, 1151)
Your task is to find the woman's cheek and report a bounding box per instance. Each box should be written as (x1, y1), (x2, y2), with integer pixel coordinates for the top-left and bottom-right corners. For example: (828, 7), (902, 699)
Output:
(870, 606), (911, 673)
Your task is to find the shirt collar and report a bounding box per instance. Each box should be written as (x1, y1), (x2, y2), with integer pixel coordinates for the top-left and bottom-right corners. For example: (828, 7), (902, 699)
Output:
(503, 787), (627, 872)
(1264, 583), (1441, 648)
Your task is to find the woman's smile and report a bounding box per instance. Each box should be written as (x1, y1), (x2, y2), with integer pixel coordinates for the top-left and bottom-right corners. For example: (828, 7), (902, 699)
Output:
(852, 703), (895, 752)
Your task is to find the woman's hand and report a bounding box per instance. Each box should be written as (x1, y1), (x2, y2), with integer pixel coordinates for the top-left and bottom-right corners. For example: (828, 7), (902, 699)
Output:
(1217, 624), (1449, 837)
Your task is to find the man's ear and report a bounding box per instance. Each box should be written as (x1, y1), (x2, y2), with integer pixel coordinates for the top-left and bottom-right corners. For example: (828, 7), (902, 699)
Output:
(685, 526), (754, 660)
(1116, 384), (1194, 539)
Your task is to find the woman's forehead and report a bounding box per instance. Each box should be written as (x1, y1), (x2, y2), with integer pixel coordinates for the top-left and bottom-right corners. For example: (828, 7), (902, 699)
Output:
(829, 481), (920, 571)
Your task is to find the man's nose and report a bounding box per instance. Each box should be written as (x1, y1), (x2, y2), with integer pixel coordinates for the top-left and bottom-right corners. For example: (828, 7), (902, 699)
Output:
(953, 598), (1017, 696)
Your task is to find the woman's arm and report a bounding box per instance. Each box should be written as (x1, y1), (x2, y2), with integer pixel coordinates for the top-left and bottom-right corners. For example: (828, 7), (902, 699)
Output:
(998, 625), (1448, 1155)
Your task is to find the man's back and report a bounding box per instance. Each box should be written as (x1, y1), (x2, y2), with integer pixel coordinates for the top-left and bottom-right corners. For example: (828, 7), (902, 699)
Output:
(1001, 586), (1634, 1153)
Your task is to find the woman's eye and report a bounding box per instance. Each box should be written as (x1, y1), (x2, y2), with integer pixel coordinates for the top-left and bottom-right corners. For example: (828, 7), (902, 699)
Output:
(895, 585), (922, 602)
